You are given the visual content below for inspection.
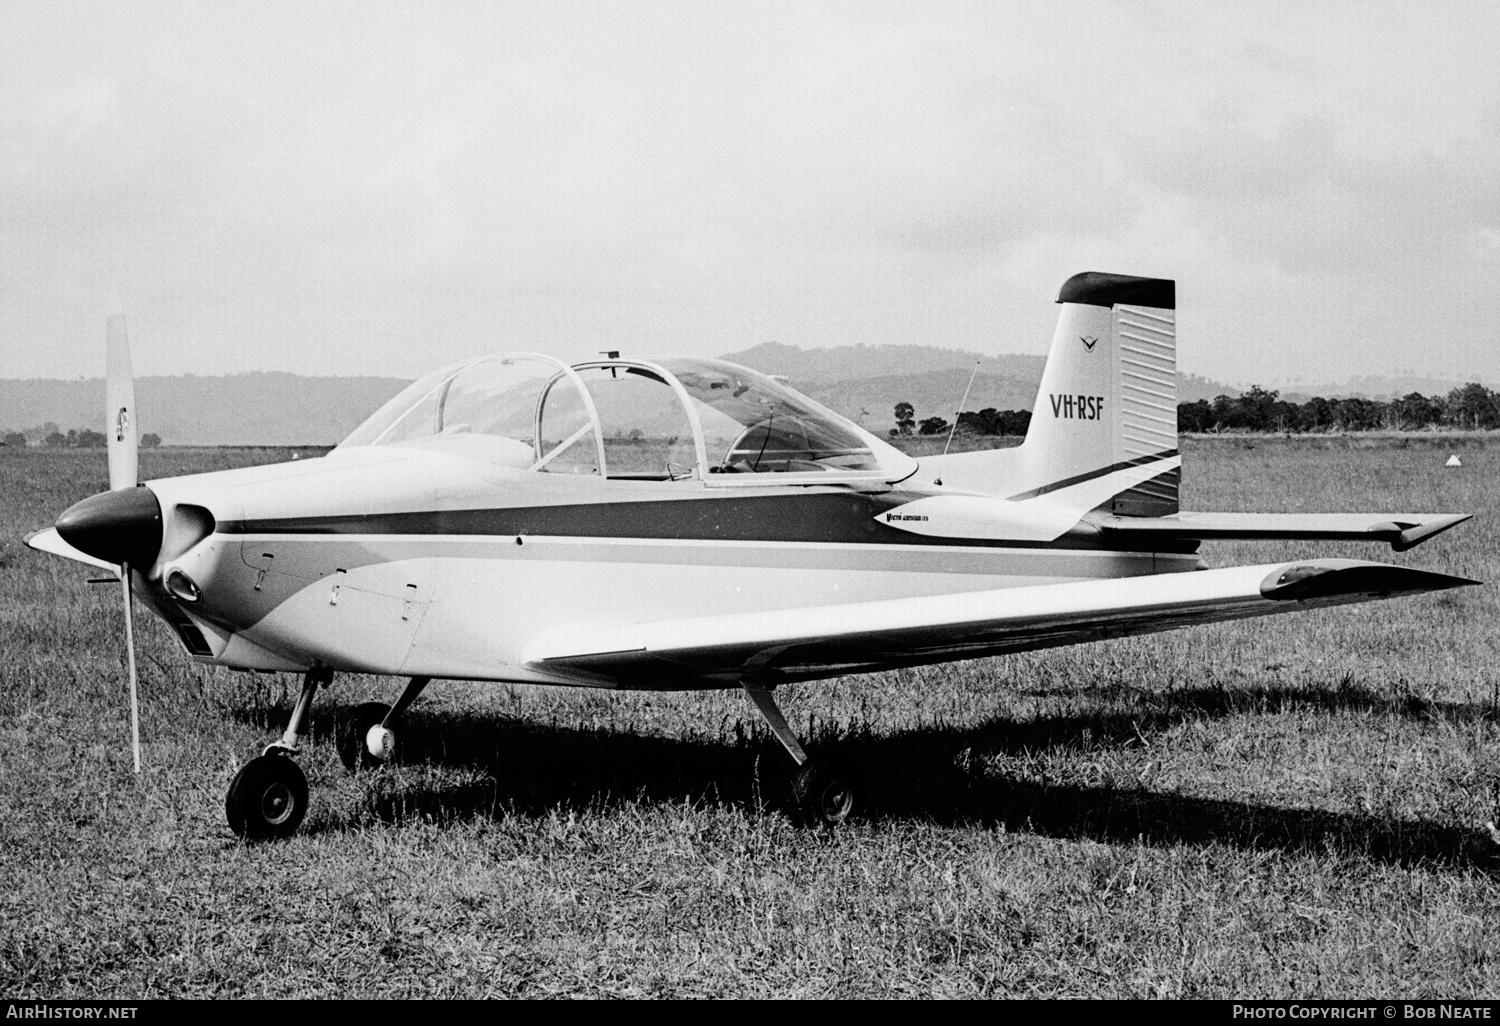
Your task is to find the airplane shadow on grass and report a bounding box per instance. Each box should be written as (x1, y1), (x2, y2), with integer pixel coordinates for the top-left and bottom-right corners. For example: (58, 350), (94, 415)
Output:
(231, 678), (1500, 870)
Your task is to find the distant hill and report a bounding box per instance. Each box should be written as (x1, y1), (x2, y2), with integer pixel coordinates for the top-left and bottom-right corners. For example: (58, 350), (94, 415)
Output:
(0, 373), (409, 446)
(719, 341), (1047, 384)
(1276, 374), (1489, 403)
(0, 346), (1243, 445)
(1180, 372), (1237, 403)
(720, 342), (1236, 429)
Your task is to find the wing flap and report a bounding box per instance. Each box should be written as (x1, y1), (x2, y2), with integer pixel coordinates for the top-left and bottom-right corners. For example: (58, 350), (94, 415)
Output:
(526, 559), (1475, 687)
(1096, 512), (1470, 551)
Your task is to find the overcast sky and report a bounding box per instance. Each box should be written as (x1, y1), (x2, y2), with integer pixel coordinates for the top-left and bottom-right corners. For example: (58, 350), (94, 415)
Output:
(2, 1), (1496, 387)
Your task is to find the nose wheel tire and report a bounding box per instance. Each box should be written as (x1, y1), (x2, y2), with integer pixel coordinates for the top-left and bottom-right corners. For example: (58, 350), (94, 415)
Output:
(226, 753), (309, 841)
(792, 759), (855, 827)
(337, 701), (396, 773)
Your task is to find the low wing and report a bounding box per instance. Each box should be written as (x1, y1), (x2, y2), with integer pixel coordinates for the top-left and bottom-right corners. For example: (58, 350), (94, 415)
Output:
(525, 559), (1475, 688)
(1095, 512), (1470, 552)
(24, 527), (120, 574)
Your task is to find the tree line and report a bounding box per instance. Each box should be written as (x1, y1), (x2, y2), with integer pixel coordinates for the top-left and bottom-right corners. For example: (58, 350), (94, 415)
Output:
(1176, 383), (1500, 433)
(889, 381), (1500, 439)
(889, 402), (1032, 437)
(1, 422), (162, 448)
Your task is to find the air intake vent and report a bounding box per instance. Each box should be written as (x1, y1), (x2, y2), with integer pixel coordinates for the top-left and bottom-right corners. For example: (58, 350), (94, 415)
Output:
(158, 600), (214, 656)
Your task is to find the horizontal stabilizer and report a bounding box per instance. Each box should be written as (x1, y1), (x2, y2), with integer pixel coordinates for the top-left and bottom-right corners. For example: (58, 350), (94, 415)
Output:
(525, 558), (1476, 689)
(1095, 512), (1471, 551)
(24, 527), (121, 574)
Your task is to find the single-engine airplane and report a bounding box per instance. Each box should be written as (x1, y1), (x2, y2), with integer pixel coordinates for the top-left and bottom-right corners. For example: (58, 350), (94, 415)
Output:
(26, 272), (1477, 839)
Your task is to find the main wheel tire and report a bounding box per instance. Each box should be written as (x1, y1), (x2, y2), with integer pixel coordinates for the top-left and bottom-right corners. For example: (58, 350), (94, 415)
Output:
(337, 701), (395, 773)
(226, 754), (309, 841)
(792, 759), (855, 827)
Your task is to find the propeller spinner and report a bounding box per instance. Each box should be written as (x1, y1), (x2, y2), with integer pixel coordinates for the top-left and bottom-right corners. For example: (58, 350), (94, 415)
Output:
(54, 487), (162, 569)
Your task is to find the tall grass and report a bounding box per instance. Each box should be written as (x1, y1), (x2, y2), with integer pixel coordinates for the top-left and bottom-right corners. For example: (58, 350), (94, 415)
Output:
(1, 440), (1496, 997)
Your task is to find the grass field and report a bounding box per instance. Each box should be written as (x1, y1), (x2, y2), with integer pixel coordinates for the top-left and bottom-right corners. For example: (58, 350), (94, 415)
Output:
(2, 437), (1498, 998)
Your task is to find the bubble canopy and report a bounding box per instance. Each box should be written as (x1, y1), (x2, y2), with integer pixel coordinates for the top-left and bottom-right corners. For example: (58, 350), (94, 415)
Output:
(338, 355), (918, 484)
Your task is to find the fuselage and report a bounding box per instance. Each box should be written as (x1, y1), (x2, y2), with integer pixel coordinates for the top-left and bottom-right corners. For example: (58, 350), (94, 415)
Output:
(143, 444), (1202, 686)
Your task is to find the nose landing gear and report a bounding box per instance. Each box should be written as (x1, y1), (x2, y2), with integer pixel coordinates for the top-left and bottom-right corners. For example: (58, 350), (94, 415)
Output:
(225, 671), (436, 841)
(226, 672), (435, 840)
(226, 666), (329, 841)
(225, 752), (309, 840)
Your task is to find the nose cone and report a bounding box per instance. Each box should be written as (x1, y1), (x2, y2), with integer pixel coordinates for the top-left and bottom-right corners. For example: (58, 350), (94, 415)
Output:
(56, 487), (163, 569)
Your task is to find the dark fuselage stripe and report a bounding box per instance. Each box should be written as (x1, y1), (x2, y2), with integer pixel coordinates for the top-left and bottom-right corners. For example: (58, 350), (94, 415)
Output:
(1005, 450), (1179, 502)
(219, 491), (1196, 553)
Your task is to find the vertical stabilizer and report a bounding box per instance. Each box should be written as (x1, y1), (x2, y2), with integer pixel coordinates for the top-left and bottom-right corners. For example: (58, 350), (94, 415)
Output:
(1024, 272), (1177, 515)
(922, 272), (1179, 515)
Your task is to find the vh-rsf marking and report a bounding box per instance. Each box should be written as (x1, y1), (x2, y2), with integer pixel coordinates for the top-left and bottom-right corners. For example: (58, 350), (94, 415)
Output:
(1050, 394), (1106, 419)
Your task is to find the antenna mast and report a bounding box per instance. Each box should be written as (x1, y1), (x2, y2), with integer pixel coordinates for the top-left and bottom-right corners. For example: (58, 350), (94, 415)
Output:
(940, 362), (980, 458)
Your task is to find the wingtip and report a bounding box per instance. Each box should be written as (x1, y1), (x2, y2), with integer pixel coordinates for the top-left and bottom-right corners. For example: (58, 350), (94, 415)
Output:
(1261, 559), (1480, 601)
(1393, 513), (1472, 552)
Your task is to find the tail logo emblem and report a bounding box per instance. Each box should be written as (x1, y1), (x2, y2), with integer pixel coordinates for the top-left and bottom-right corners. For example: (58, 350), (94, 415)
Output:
(1080, 336), (1098, 352)
(116, 406), (129, 441)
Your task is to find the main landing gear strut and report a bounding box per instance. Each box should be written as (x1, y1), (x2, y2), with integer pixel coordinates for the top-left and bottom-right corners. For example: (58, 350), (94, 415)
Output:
(743, 684), (855, 827)
(225, 670), (432, 840)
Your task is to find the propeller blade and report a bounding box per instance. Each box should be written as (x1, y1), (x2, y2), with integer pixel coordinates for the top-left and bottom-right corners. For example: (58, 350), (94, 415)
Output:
(121, 561), (142, 774)
(106, 312), (137, 491)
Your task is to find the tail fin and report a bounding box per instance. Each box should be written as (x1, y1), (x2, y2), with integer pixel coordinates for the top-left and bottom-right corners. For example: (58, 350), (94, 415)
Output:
(924, 272), (1179, 515)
